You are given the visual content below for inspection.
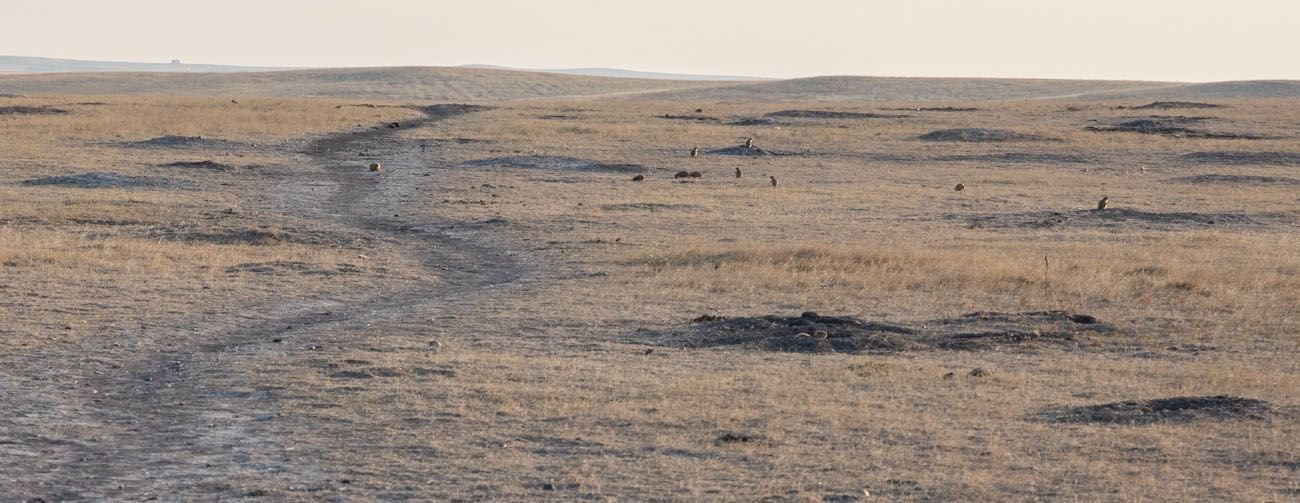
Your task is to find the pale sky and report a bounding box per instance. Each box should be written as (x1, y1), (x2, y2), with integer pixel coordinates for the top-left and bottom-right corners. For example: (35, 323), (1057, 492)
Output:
(4, 0), (1299, 82)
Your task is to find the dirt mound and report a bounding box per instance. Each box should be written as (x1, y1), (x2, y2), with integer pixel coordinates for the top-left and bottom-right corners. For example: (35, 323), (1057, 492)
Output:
(885, 106), (979, 112)
(1181, 151), (1300, 166)
(765, 110), (909, 119)
(657, 114), (722, 123)
(600, 203), (699, 212)
(122, 135), (249, 149)
(1085, 116), (1263, 139)
(1126, 101), (1224, 110)
(0, 105), (69, 115)
(1170, 174), (1300, 186)
(20, 172), (181, 189)
(1042, 396), (1275, 425)
(706, 145), (805, 156)
(918, 128), (1058, 142)
(727, 117), (781, 126)
(963, 208), (1265, 230)
(418, 103), (493, 117)
(645, 310), (1111, 354)
(159, 160), (236, 171)
(936, 152), (1097, 164)
(462, 156), (648, 173)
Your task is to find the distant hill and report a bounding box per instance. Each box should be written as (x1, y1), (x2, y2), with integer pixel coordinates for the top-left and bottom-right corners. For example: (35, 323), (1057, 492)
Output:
(638, 75), (1181, 102)
(459, 64), (768, 82)
(0, 55), (292, 74)
(639, 75), (1300, 102)
(0, 66), (724, 101)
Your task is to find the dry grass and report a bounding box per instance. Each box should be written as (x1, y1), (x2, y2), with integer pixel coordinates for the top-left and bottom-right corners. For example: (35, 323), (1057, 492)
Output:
(3, 89), (1299, 501)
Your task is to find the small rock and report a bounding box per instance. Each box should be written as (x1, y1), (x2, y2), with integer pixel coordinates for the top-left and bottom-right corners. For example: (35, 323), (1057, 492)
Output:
(969, 368), (988, 377)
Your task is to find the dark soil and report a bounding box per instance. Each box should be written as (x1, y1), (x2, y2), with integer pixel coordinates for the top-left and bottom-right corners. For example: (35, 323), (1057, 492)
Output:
(935, 152), (1098, 164)
(1181, 151), (1300, 166)
(160, 160), (237, 171)
(462, 155), (648, 173)
(1085, 116), (1264, 139)
(918, 128), (1059, 142)
(884, 107), (979, 112)
(1125, 101), (1224, 110)
(599, 203), (699, 212)
(727, 117), (781, 126)
(19, 172), (182, 189)
(707, 145), (806, 156)
(765, 110), (910, 119)
(657, 114), (722, 123)
(0, 105), (68, 115)
(1041, 396), (1275, 425)
(122, 135), (251, 149)
(645, 310), (1112, 354)
(962, 208), (1270, 230)
(1170, 174), (1300, 186)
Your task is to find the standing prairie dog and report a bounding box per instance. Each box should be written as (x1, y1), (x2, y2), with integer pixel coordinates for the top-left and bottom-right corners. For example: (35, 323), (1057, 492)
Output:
(1097, 196), (1109, 210)
(690, 147), (699, 157)
(369, 162), (381, 172)
(744, 137), (754, 149)
(770, 176), (778, 188)
(735, 167), (742, 178)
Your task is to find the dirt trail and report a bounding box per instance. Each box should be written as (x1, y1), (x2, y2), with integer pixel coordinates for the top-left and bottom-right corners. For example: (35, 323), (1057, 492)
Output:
(6, 105), (535, 500)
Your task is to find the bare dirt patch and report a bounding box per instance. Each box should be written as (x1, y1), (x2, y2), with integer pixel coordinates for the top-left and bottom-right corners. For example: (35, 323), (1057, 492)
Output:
(19, 172), (182, 190)
(0, 105), (69, 115)
(1124, 101), (1225, 110)
(765, 110), (910, 119)
(1181, 151), (1300, 166)
(918, 128), (1059, 142)
(462, 155), (648, 174)
(1040, 395), (1276, 425)
(1085, 116), (1264, 139)
(644, 310), (1112, 354)
(159, 160), (237, 171)
(1170, 174), (1300, 186)
(884, 106), (979, 112)
(935, 152), (1098, 164)
(706, 144), (806, 156)
(962, 208), (1272, 230)
(121, 135), (252, 149)
(727, 117), (781, 126)
(656, 114), (722, 123)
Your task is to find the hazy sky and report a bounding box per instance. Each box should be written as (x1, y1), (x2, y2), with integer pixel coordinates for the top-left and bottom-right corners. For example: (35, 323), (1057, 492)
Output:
(5, 0), (1299, 81)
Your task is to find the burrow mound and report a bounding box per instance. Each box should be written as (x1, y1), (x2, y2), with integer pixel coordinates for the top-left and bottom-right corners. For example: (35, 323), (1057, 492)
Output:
(918, 128), (1059, 142)
(706, 144), (806, 156)
(462, 155), (648, 173)
(657, 114), (722, 123)
(121, 135), (250, 149)
(885, 106), (980, 112)
(963, 208), (1266, 230)
(20, 172), (182, 190)
(1170, 174), (1300, 186)
(141, 225), (366, 247)
(1041, 395), (1275, 425)
(1125, 101), (1224, 110)
(0, 105), (69, 116)
(1085, 116), (1264, 139)
(765, 110), (910, 119)
(727, 117), (781, 126)
(936, 152), (1098, 164)
(160, 160), (236, 171)
(1182, 151), (1300, 166)
(420, 103), (494, 118)
(646, 310), (1112, 354)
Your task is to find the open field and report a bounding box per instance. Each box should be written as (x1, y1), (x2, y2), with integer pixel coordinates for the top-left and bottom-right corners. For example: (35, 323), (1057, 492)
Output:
(2, 72), (1299, 501)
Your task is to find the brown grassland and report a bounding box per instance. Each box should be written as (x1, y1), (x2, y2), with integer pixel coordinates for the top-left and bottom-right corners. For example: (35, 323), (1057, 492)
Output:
(1, 74), (1298, 501)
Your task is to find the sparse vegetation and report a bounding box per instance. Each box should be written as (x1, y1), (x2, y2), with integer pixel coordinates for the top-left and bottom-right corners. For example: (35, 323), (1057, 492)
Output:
(3, 74), (1299, 501)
